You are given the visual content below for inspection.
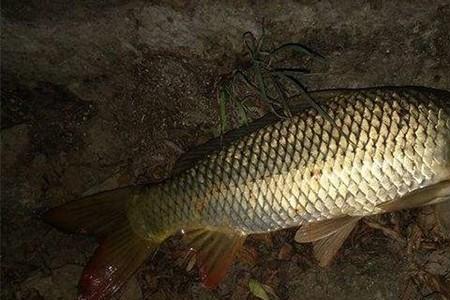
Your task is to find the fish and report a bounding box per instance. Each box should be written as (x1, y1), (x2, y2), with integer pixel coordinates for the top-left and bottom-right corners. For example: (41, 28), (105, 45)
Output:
(43, 86), (450, 300)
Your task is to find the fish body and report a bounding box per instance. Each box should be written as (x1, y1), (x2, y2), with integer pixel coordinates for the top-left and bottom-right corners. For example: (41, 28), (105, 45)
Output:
(44, 87), (450, 300)
(128, 87), (450, 239)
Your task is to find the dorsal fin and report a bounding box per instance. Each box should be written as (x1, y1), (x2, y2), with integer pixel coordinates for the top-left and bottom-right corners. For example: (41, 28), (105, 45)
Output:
(172, 96), (320, 174)
(182, 227), (246, 288)
(174, 86), (450, 174)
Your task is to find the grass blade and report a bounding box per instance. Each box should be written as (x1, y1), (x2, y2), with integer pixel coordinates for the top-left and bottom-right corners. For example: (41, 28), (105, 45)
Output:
(235, 100), (249, 125)
(271, 43), (325, 61)
(271, 67), (311, 80)
(254, 63), (270, 103)
(272, 67), (310, 74)
(243, 31), (257, 59)
(218, 88), (230, 133)
(280, 74), (332, 120)
(282, 75), (356, 146)
(234, 70), (257, 90)
(272, 75), (292, 118)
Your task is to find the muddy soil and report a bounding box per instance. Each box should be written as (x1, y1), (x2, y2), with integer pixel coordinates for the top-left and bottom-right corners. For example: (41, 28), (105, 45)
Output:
(2, 1), (450, 299)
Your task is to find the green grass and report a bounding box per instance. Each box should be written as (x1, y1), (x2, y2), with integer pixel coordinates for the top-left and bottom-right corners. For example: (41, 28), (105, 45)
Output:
(216, 30), (332, 135)
(216, 31), (356, 147)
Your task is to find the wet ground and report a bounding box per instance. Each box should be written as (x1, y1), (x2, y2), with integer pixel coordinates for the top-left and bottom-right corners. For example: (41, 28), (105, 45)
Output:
(2, 1), (450, 299)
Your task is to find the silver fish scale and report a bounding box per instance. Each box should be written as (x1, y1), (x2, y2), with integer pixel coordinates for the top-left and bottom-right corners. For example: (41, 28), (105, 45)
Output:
(129, 88), (450, 238)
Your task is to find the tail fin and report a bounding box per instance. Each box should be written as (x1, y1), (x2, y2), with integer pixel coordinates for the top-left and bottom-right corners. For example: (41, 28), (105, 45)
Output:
(43, 187), (157, 300)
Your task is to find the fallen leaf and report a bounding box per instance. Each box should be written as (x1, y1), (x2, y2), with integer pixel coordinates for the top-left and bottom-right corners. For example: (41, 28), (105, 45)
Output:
(277, 243), (293, 260)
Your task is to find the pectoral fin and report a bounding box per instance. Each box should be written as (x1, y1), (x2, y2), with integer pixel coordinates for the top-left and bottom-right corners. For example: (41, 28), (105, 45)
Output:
(295, 216), (361, 266)
(312, 218), (360, 266)
(377, 180), (450, 212)
(183, 227), (246, 288)
(295, 216), (361, 243)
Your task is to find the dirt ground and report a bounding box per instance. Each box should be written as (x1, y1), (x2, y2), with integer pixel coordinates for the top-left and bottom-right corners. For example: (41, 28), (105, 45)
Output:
(2, 1), (450, 299)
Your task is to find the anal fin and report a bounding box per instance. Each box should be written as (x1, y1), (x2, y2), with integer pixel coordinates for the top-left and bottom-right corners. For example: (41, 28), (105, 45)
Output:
(79, 224), (157, 300)
(295, 216), (361, 266)
(183, 227), (245, 288)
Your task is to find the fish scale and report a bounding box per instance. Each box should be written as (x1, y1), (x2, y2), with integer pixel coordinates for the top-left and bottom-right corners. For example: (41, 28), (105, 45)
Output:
(128, 87), (450, 238)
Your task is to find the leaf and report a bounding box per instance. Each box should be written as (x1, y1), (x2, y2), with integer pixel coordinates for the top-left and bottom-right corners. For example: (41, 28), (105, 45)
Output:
(249, 279), (270, 300)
